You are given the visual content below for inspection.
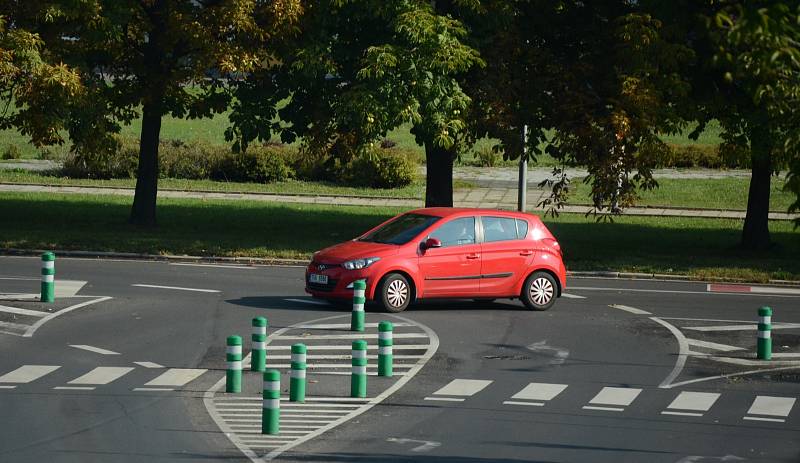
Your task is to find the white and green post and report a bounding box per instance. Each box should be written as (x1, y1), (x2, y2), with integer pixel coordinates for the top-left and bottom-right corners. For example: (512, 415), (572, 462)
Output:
(757, 306), (772, 360)
(378, 321), (393, 377)
(226, 335), (242, 393)
(351, 279), (366, 332)
(351, 340), (367, 398)
(290, 343), (307, 402)
(262, 369), (280, 435)
(41, 252), (55, 303)
(251, 317), (267, 372)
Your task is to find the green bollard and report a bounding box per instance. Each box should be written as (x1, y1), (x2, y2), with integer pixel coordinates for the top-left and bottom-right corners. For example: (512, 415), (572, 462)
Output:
(351, 340), (367, 398)
(757, 306), (772, 360)
(351, 279), (366, 332)
(262, 370), (280, 435)
(226, 335), (242, 393)
(290, 343), (307, 402)
(40, 252), (55, 303)
(251, 317), (267, 372)
(378, 321), (393, 377)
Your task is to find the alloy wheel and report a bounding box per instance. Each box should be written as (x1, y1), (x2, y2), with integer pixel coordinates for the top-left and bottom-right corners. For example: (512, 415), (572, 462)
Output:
(529, 277), (554, 306)
(386, 279), (409, 308)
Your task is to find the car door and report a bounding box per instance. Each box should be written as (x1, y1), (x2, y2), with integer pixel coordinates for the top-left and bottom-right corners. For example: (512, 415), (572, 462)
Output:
(418, 216), (482, 297)
(479, 216), (534, 296)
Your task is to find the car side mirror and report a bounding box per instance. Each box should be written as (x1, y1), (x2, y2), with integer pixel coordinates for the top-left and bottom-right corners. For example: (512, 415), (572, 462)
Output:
(422, 238), (442, 250)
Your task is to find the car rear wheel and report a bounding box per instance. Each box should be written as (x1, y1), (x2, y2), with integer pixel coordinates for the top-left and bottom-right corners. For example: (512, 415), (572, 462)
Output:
(378, 273), (412, 313)
(521, 271), (557, 311)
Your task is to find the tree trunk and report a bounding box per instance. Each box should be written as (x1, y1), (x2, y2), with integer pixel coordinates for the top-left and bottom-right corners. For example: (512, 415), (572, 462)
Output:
(424, 142), (455, 207)
(741, 129), (772, 250)
(129, 101), (163, 227)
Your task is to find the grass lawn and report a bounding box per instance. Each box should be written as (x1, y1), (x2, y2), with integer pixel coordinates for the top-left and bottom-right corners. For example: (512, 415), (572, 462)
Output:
(568, 176), (796, 212)
(1, 192), (798, 282)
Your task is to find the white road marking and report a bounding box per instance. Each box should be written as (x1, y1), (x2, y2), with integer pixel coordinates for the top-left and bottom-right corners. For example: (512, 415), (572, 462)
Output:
(750, 286), (800, 295)
(560, 293), (586, 299)
(133, 387), (174, 392)
(0, 385), (16, 389)
(285, 298), (329, 306)
(662, 411), (703, 417)
(245, 363), (413, 370)
(275, 333), (426, 340)
(746, 396), (795, 418)
(588, 387), (642, 407)
(771, 353), (800, 358)
(0, 305), (48, 317)
(132, 284), (220, 293)
(583, 406), (625, 412)
(0, 365), (60, 383)
(503, 401), (546, 407)
(386, 438), (441, 453)
(676, 455), (745, 462)
(215, 397), (370, 403)
(686, 323), (800, 332)
(265, 344), (429, 351)
(264, 354), (423, 360)
(650, 317), (690, 388)
(686, 339), (744, 352)
(67, 367), (134, 385)
(134, 361), (164, 368)
(526, 341), (570, 365)
(569, 285), (800, 299)
(54, 280), (87, 297)
(24, 297), (112, 338)
(69, 344), (120, 355)
(424, 397), (464, 402)
(295, 322), (414, 329)
(743, 416), (786, 423)
(53, 386), (95, 391)
(144, 368), (206, 387)
(665, 392), (720, 413)
(509, 383), (568, 403)
(667, 366), (800, 389)
(0, 321), (37, 334)
(430, 379), (493, 397)
(170, 263), (256, 270)
(609, 304), (652, 315)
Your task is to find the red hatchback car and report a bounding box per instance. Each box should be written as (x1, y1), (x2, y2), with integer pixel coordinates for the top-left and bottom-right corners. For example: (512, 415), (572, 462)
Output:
(305, 208), (566, 312)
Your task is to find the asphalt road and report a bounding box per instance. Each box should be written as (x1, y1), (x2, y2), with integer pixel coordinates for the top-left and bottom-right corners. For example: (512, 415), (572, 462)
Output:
(0, 256), (798, 463)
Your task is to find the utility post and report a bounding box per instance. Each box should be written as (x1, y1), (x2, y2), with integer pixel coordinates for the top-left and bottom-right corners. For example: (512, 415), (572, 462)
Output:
(517, 125), (529, 212)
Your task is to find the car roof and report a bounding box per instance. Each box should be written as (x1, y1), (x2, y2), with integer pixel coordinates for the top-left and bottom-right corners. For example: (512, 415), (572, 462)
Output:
(408, 207), (539, 220)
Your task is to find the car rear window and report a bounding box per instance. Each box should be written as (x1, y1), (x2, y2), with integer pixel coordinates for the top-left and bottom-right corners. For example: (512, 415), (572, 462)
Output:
(516, 218), (529, 239)
(483, 216), (518, 242)
(359, 213), (440, 245)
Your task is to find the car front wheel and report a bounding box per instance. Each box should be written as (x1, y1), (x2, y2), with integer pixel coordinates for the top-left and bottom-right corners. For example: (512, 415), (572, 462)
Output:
(378, 273), (412, 313)
(521, 271), (557, 311)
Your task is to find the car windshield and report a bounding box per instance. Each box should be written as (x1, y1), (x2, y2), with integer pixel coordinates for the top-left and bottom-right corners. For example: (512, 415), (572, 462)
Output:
(359, 213), (440, 245)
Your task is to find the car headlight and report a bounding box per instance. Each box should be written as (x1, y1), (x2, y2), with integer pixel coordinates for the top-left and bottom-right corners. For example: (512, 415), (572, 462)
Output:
(342, 257), (381, 270)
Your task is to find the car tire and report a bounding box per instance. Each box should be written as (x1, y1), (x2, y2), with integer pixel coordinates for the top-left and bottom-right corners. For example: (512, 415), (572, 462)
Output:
(521, 271), (557, 311)
(378, 273), (412, 313)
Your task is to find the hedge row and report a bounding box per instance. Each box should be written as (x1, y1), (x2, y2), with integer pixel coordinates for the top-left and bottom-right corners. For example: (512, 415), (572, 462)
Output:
(61, 138), (417, 188)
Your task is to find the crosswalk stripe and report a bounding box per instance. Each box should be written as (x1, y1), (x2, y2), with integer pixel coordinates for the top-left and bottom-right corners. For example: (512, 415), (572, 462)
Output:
(274, 333), (427, 340)
(430, 379), (493, 397)
(54, 386), (95, 391)
(509, 383), (568, 404)
(68, 367), (134, 385)
(69, 345), (121, 355)
(663, 391), (720, 415)
(746, 396), (796, 420)
(0, 365), (60, 383)
(143, 368), (206, 387)
(585, 387), (641, 410)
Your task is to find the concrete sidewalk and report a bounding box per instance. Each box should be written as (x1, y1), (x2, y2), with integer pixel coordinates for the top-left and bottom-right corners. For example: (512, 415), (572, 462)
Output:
(2, 182), (798, 221)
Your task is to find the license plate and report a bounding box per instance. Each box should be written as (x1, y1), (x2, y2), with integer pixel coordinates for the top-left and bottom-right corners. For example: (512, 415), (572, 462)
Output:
(309, 273), (328, 284)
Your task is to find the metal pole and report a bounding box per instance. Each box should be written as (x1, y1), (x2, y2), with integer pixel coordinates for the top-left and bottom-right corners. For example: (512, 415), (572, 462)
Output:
(517, 125), (528, 212)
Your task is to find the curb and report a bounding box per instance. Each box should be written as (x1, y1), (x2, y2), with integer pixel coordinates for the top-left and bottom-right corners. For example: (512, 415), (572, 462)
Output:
(3, 248), (799, 287)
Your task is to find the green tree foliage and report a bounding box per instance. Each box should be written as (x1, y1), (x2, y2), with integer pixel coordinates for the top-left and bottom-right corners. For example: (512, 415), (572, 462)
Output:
(230, 0), (482, 206)
(2, 0), (302, 226)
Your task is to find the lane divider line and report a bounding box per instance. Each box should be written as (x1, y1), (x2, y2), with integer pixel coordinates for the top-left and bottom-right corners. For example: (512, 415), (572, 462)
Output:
(69, 345), (120, 355)
(132, 284), (220, 293)
(24, 297), (112, 338)
(609, 304), (652, 315)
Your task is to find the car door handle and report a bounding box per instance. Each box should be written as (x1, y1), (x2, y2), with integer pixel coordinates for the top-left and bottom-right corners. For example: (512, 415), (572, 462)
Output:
(519, 250), (533, 256)
(466, 253), (480, 259)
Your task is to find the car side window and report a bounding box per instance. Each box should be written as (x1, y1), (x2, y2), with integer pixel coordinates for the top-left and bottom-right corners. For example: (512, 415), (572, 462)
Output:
(483, 216), (518, 243)
(429, 217), (476, 247)
(516, 219), (529, 239)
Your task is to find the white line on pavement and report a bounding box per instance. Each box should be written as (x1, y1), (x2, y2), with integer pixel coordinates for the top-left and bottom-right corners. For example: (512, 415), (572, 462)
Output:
(685, 323), (800, 332)
(588, 387), (642, 407)
(666, 366), (800, 389)
(662, 411), (703, 417)
(0, 305), (48, 317)
(511, 383), (568, 402)
(650, 317), (690, 389)
(569, 286), (800, 298)
(503, 401), (545, 407)
(294, 322), (414, 329)
(53, 386), (95, 391)
(144, 368), (206, 387)
(170, 263), (256, 270)
(583, 406), (624, 412)
(265, 344), (429, 351)
(686, 339), (744, 352)
(68, 367), (134, 385)
(561, 293), (586, 299)
(134, 361), (164, 368)
(423, 397), (464, 402)
(133, 387), (174, 392)
(430, 379), (493, 397)
(24, 297), (112, 338)
(746, 396), (796, 418)
(274, 333), (426, 340)
(0, 365), (60, 383)
(69, 345), (120, 355)
(609, 304), (652, 315)
(284, 298), (329, 306)
(132, 284), (220, 293)
(665, 392), (720, 412)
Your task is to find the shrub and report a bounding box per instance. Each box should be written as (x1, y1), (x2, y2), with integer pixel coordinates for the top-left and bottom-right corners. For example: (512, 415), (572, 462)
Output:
(342, 147), (416, 188)
(61, 139), (138, 179)
(160, 139), (225, 180)
(210, 145), (295, 183)
(2, 145), (22, 160)
(474, 145), (502, 167)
